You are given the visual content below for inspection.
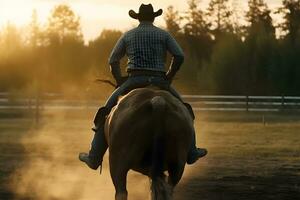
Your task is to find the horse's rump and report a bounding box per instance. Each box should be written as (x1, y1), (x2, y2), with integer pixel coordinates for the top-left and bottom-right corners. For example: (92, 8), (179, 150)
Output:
(106, 87), (193, 176)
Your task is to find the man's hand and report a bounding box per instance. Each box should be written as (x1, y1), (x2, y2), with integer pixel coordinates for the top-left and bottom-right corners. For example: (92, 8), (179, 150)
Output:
(166, 55), (184, 84)
(165, 72), (174, 84)
(110, 62), (127, 87)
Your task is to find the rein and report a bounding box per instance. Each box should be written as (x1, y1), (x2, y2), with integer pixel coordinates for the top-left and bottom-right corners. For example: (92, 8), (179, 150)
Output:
(95, 79), (117, 88)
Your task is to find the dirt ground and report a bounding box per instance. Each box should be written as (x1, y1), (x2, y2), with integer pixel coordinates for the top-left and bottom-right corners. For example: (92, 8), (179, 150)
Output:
(0, 110), (299, 200)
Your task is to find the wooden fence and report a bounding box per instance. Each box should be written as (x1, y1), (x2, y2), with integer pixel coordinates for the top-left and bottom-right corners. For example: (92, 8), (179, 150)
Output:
(182, 95), (300, 112)
(1, 92), (300, 112)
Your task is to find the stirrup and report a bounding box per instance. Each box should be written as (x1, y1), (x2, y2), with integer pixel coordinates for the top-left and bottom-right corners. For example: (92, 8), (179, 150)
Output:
(99, 164), (102, 174)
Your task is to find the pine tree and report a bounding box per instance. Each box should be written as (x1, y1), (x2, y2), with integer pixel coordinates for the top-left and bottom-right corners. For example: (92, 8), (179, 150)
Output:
(279, 0), (300, 42)
(44, 4), (86, 86)
(206, 0), (233, 36)
(183, 0), (208, 37)
(244, 0), (277, 95)
(164, 6), (181, 36)
(277, 1), (300, 95)
(245, 0), (274, 36)
(0, 23), (22, 54)
(29, 9), (41, 47)
(47, 4), (83, 45)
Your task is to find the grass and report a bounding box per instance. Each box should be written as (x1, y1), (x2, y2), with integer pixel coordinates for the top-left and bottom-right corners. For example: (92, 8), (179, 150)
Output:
(0, 110), (299, 199)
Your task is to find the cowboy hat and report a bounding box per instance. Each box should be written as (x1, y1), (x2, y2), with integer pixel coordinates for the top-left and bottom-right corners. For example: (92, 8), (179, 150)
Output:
(129, 4), (163, 20)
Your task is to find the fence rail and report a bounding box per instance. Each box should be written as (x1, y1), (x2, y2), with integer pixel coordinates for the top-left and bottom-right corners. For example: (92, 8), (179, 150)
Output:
(183, 95), (300, 112)
(0, 93), (300, 112)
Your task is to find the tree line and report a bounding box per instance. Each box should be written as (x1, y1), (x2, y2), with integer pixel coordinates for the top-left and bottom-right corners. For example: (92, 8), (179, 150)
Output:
(0, 0), (300, 96)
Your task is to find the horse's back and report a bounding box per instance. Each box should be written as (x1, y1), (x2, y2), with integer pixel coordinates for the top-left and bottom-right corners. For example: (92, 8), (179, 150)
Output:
(106, 87), (193, 175)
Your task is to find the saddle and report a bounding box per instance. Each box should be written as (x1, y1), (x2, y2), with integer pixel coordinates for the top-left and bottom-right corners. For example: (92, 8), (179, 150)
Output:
(93, 84), (194, 131)
(142, 85), (195, 120)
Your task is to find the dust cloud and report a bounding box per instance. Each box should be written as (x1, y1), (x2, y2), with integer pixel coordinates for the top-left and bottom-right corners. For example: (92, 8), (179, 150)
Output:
(8, 110), (150, 200)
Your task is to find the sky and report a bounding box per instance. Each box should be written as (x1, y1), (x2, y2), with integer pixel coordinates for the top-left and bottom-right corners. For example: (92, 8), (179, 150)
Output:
(0, 0), (283, 41)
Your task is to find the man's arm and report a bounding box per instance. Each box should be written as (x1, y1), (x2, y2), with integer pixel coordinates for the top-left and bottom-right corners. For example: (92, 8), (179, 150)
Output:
(165, 33), (185, 82)
(108, 35), (126, 86)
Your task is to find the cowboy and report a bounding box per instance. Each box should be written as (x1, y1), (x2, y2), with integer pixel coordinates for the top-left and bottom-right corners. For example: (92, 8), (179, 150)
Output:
(79, 4), (207, 170)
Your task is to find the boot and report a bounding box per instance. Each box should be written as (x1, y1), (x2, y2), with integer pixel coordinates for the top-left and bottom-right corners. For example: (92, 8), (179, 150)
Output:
(78, 152), (99, 170)
(187, 130), (207, 164)
(184, 103), (207, 164)
(79, 107), (109, 170)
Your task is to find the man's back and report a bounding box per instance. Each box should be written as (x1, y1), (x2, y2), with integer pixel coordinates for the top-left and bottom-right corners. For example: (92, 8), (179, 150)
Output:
(109, 22), (184, 72)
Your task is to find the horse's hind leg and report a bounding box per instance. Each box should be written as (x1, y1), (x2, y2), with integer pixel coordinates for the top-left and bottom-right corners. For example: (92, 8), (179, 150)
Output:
(168, 162), (185, 187)
(112, 174), (128, 200)
(110, 166), (128, 200)
(115, 193), (127, 200)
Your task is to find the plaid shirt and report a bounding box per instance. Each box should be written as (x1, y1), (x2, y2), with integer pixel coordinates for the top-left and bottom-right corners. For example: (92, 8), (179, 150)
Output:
(109, 22), (184, 72)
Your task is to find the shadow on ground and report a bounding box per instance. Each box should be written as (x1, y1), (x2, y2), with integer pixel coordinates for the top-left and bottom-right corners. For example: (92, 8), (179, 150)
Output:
(175, 169), (300, 200)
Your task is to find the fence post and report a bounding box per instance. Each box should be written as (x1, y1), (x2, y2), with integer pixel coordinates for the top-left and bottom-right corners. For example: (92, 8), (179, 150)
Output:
(35, 90), (40, 125)
(281, 94), (285, 110)
(246, 95), (249, 111)
(28, 96), (32, 111)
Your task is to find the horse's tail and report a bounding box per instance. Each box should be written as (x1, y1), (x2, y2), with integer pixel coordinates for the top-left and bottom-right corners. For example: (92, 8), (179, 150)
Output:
(150, 96), (172, 200)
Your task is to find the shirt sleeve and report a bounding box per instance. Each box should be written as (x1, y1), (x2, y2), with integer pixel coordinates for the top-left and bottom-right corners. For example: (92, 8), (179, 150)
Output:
(108, 35), (126, 65)
(166, 33), (184, 58)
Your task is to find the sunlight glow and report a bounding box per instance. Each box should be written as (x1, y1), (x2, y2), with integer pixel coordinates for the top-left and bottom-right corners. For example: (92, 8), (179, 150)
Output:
(0, 0), (284, 41)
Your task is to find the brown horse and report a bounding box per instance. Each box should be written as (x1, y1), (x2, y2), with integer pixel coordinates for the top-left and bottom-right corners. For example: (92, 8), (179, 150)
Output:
(104, 87), (194, 200)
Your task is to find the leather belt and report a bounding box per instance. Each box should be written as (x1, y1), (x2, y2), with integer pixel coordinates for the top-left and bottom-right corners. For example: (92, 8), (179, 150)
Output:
(128, 70), (166, 77)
